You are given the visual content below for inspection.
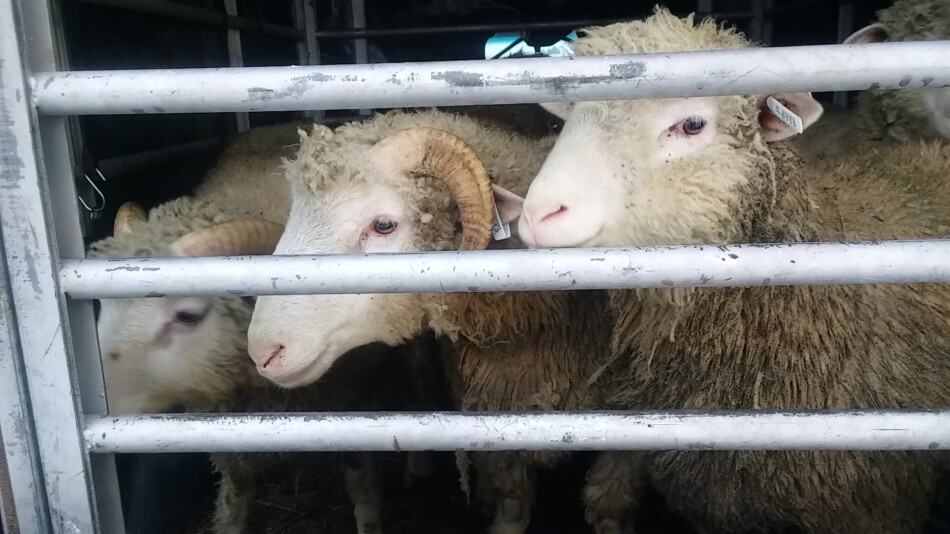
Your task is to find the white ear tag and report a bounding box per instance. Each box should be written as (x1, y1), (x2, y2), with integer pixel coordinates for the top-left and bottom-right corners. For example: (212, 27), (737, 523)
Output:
(491, 200), (511, 241)
(766, 96), (804, 135)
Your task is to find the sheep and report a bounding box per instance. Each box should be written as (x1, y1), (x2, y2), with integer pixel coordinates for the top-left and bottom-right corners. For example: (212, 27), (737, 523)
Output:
(245, 109), (614, 534)
(92, 126), (443, 533)
(795, 0), (950, 162)
(517, 7), (950, 534)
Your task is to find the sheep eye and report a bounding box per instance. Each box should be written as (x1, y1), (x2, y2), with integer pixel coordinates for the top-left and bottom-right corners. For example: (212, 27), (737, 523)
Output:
(682, 116), (707, 135)
(174, 310), (206, 326)
(372, 217), (397, 235)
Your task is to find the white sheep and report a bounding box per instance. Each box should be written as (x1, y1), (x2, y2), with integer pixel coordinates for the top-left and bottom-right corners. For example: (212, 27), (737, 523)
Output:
(91, 126), (440, 534)
(518, 7), (950, 534)
(245, 110), (614, 534)
(795, 0), (950, 162)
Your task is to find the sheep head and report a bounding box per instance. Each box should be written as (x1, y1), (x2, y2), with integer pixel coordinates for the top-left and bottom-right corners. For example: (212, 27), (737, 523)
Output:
(846, 0), (950, 141)
(91, 199), (283, 413)
(247, 125), (523, 388)
(518, 7), (822, 249)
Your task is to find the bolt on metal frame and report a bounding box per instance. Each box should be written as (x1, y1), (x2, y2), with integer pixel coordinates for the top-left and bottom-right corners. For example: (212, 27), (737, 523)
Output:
(3, 0), (950, 533)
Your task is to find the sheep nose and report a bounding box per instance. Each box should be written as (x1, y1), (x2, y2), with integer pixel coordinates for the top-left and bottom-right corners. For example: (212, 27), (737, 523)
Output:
(252, 343), (286, 369)
(523, 201), (570, 229)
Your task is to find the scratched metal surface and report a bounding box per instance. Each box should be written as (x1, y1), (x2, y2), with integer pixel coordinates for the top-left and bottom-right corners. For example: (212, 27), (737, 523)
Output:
(30, 41), (950, 115)
(60, 240), (950, 299)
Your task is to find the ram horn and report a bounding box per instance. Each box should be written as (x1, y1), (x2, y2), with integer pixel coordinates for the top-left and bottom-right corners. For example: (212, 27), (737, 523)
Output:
(170, 219), (284, 257)
(371, 127), (494, 250)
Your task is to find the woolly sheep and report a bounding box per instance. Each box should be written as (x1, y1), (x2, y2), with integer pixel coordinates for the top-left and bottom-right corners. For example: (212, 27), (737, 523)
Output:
(92, 128), (440, 534)
(795, 0), (950, 162)
(518, 8), (950, 534)
(245, 110), (614, 534)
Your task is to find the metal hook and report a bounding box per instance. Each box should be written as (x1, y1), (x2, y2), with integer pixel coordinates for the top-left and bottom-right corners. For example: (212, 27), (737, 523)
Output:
(78, 167), (107, 216)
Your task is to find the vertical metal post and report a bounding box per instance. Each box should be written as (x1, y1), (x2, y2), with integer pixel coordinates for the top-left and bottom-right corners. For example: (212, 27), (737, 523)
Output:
(0, 234), (51, 534)
(3, 0), (125, 532)
(351, 0), (371, 116)
(761, 0), (774, 46)
(696, 0), (713, 16)
(834, 1), (855, 108)
(224, 0), (251, 131)
(292, 0), (323, 120)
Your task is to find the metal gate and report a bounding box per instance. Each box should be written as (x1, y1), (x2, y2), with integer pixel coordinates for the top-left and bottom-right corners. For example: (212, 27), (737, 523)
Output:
(2, 0), (950, 532)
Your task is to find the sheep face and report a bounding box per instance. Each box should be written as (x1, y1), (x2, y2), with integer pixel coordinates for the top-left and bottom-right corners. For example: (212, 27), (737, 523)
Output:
(97, 295), (250, 413)
(90, 198), (282, 412)
(846, 0), (950, 141)
(519, 8), (822, 249)
(248, 125), (521, 388)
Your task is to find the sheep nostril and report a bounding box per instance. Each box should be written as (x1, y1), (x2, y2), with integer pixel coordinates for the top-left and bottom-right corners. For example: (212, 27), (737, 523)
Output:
(261, 344), (286, 369)
(538, 205), (569, 224)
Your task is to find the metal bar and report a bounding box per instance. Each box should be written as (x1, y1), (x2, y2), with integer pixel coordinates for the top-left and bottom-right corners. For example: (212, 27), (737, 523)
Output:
(78, 0), (305, 40)
(0, 232), (50, 534)
(350, 0), (371, 116)
(60, 240), (950, 300)
(761, 0), (774, 46)
(97, 137), (226, 178)
(0, 1), (103, 531)
(5, 0), (125, 532)
(292, 0), (323, 120)
(85, 411), (950, 453)
(32, 41), (950, 116)
(834, 1), (855, 108)
(308, 15), (755, 40)
(751, 0), (764, 43)
(223, 0), (250, 132)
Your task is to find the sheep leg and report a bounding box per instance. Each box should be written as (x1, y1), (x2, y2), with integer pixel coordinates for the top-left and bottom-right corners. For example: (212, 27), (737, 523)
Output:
(344, 452), (383, 534)
(210, 453), (256, 534)
(584, 452), (643, 534)
(473, 452), (535, 534)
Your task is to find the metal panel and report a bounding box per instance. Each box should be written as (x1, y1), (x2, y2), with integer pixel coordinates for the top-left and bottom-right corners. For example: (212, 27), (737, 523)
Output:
(223, 0), (250, 132)
(85, 411), (950, 453)
(834, 1), (855, 108)
(32, 41), (950, 115)
(292, 0), (323, 120)
(0, 234), (50, 534)
(2, 0), (124, 532)
(350, 0), (370, 116)
(61, 240), (950, 299)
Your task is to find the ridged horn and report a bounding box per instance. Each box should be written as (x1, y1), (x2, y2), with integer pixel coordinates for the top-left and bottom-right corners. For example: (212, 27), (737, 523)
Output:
(371, 127), (494, 250)
(170, 219), (285, 257)
(114, 201), (147, 236)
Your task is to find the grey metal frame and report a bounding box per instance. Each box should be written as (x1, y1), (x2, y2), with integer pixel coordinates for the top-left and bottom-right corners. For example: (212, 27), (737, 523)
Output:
(3, 0), (950, 532)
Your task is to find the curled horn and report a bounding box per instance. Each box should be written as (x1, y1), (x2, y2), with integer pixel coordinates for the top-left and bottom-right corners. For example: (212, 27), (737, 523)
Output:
(170, 219), (284, 257)
(114, 201), (147, 236)
(370, 127), (494, 250)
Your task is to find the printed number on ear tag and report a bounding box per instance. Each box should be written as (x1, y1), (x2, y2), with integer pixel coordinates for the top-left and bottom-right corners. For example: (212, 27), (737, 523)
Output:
(766, 96), (804, 134)
(491, 201), (511, 241)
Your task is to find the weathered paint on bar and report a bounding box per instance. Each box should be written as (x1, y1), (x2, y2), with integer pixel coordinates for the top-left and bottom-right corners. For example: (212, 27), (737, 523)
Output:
(33, 41), (950, 115)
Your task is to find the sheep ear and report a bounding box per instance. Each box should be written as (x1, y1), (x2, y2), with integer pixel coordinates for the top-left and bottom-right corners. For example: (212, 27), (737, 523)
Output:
(540, 101), (574, 121)
(491, 184), (523, 223)
(757, 92), (824, 142)
(844, 23), (889, 44)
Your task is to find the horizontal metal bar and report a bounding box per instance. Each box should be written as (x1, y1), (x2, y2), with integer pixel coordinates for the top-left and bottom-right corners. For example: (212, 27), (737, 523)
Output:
(32, 41), (950, 115)
(85, 411), (950, 453)
(61, 240), (950, 299)
(78, 0), (304, 40)
(308, 18), (630, 39)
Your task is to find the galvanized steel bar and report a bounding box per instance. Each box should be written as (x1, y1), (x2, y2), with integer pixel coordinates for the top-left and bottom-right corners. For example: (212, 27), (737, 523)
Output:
(31, 41), (950, 115)
(85, 411), (950, 453)
(3, 1), (124, 531)
(223, 0), (250, 132)
(61, 240), (950, 299)
(0, 233), (51, 534)
(0, 1), (102, 531)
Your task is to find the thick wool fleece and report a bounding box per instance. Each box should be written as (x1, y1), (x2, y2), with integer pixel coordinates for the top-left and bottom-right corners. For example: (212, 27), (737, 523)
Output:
(283, 109), (613, 523)
(195, 121), (304, 224)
